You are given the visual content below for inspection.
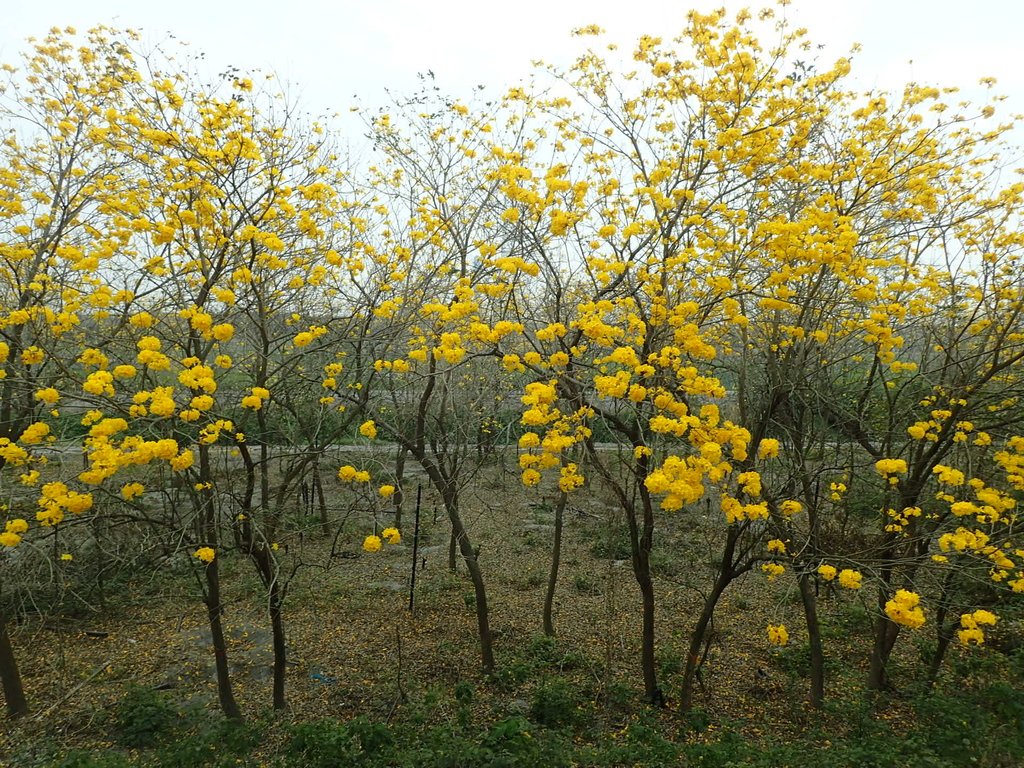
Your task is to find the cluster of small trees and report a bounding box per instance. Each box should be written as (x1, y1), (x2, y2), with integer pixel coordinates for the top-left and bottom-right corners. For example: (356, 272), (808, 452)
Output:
(1, 6), (1022, 722)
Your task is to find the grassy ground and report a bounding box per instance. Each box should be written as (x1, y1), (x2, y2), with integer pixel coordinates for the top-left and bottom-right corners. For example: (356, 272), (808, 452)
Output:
(1, 462), (1022, 766)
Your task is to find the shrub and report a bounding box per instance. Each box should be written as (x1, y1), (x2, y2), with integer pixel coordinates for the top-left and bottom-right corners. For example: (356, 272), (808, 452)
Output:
(113, 686), (177, 748)
(529, 678), (579, 728)
(287, 717), (394, 768)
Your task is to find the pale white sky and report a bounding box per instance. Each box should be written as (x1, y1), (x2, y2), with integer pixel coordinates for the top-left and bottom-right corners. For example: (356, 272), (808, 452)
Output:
(3, 1), (1021, 133)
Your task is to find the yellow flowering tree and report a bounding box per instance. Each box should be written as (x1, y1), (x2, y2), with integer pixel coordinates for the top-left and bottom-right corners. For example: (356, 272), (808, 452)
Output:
(1, 7), (1023, 727)
(0, 26), (147, 718)
(706, 46), (1024, 698)
(343, 88), (551, 673)
(493, 8), (871, 706)
(106, 45), (369, 714)
(0, 27), (369, 719)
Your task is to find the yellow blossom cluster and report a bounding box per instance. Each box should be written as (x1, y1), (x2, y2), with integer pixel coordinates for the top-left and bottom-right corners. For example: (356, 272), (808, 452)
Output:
(875, 458), (907, 484)
(761, 563), (784, 581)
(19, 422), (51, 445)
(36, 482), (93, 526)
(136, 336), (170, 370)
(0, 518), (29, 547)
(766, 624), (789, 646)
(362, 527), (401, 553)
(337, 465), (371, 483)
(645, 456), (707, 511)
(884, 589), (926, 629)
(518, 406), (592, 491)
(79, 432), (192, 485)
(241, 386), (271, 410)
(957, 609), (998, 646)
(293, 324), (327, 347)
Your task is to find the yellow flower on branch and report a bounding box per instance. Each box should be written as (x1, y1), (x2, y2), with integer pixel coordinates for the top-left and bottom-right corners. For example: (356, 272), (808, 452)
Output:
(761, 563), (785, 581)
(885, 589), (925, 628)
(875, 458), (908, 485)
(34, 387), (60, 404)
(767, 624), (789, 646)
(838, 569), (862, 589)
(122, 482), (144, 500)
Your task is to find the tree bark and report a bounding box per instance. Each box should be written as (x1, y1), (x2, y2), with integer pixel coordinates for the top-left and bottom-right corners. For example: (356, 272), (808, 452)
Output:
(0, 611), (27, 718)
(624, 483), (662, 705)
(637, 555), (660, 704)
(444, 487), (495, 671)
(406, 355), (494, 671)
(679, 574), (729, 711)
(199, 444), (242, 721)
(460, 538), (495, 673)
(543, 492), (567, 637)
(420, 458), (494, 672)
(798, 572), (825, 708)
(269, 579), (287, 710)
(867, 606), (900, 690)
(926, 573), (957, 688)
(679, 528), (745, 711)
(204, 558), (243, 721)
(313, 462), (330, 538)
(927, 624), (954, 689)
(246, 542), (288, 711)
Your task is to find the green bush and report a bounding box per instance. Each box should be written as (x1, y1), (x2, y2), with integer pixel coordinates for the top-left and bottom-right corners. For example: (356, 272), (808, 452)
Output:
(113, 686), (177, 748)
(153, 718), (260, 768)
(55, 751), (132, 768)
(586, 717), (681, 767)
(529, 678), (579, 728)
(287, 716), (394, 768)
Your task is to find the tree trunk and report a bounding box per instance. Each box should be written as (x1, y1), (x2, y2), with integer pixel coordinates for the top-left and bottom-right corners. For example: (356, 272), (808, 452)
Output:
(313, 463), (330, 538)
(392, 445), (407, 531)
(406, 356), (493, 672)
(241, 523), (289, 710)
(624, 491), (661, 705)
(926, 572), (956, 688)
(449, 507), (495, 673)
(0, 612), (27, 718)
(269, 579), (287, 710)
(542, 492), (567, 637)
(867, 603), (900, 690)
(204, 559), (243, 721)
(798, 572), (825, 708)
(679, 574), (729, 711)
(636, 555), (660, 704)
(927, 624), (954, 689)
(199, 444), (242, 721)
